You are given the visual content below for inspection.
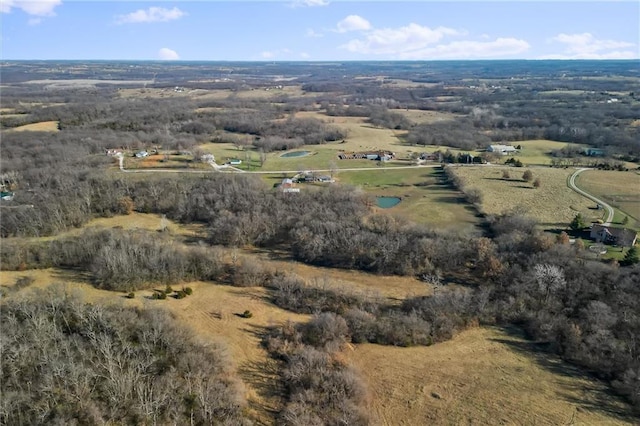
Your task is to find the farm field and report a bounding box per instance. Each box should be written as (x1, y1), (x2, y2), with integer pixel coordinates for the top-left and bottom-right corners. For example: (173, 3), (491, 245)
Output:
(195, 109), (464, 174)
(504, 139), (584, 166)
(5, 120), (59, 132)
(450, 166), (601, 228)
(336, 167), (480, 229)
(118, 85), (312, 100)
(575, 169), (640, 229)
(347, 326), (636, 426)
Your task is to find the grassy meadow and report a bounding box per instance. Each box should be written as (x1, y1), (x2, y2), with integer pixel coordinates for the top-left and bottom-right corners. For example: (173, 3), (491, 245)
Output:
(336, 167), (479, 229)
(347, 326), (636, 426)
(575, 169), (640, 229)
(450, 166), (602, 228)
(5, 120), (60, 132)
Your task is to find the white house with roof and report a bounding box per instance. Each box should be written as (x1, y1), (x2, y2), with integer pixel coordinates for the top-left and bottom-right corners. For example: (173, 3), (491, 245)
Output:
(487, 145), (518, 155)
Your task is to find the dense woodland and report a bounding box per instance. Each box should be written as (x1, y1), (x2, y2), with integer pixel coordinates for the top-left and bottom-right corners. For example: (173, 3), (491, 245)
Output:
(1, 61), (639, 423)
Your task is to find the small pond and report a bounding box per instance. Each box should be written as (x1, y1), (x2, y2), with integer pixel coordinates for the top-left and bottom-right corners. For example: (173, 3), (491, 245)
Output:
(376, 196), (402, 208)
(280, 151), (311, 158)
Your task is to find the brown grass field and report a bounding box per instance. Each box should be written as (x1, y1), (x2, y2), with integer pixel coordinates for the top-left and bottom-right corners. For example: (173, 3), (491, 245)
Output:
(575, 170), (640, 227)
(450, 166), (602, 227)
(6, 120), (59, 132)
(347, 326), (636, 426)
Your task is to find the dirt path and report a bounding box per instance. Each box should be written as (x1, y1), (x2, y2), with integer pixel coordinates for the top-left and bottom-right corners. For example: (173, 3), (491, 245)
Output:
(568, 168), (615, 225)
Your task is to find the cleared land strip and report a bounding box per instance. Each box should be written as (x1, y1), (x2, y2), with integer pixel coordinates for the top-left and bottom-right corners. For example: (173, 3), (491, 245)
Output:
(568, 168), (615, 226)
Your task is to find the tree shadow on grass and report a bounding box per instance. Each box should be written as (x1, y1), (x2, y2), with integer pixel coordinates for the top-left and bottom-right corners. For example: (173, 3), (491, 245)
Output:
(237, 324), (287, 426)
(51, 267), (93, 285)
(489, 325), (636, 422)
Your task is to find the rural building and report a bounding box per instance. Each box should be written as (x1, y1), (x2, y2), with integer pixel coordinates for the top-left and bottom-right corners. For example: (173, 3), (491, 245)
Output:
(228, 159), (242, 165)
(419, 152), (441, 162)
(135, 150), (149, 158)
(583, 148), (605, 157)
(281, 178), (295, 188)
(590, 224), (637, 248)
(0, 191), (15, 201)
(487, 145), (518, 155)
(338, 150), (395, 161)
(106, 149), (122, 156)
(201, 154), (215, 163)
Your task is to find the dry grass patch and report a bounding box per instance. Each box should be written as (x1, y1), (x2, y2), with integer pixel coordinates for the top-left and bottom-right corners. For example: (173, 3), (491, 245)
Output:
(451, 166), (600, 227)
(347, 326), (636, 426)
(161, 282), (310, 424)
(396, 109), (459, 124)
(7, 120), (59, 132)
(576, 170), (640, 225)
(250, 251), (432, 303)
(5, 212), (204, 243)
(86, 212), (204, 237)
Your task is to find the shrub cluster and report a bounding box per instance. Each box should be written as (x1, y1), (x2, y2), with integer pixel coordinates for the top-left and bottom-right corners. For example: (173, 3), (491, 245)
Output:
(265, 318), (369, 425)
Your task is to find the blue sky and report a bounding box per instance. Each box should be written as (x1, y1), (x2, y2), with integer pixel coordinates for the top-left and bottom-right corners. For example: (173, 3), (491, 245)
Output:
(1, 1), (638, 60)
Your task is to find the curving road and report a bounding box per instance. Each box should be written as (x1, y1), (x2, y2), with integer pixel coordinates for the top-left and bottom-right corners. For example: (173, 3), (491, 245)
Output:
(568, 168), (614, 226)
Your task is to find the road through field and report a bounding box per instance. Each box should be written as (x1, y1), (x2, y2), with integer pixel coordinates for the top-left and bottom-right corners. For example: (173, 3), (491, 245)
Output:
(116, 152), (442, 174)
(568, 168), (615, 226)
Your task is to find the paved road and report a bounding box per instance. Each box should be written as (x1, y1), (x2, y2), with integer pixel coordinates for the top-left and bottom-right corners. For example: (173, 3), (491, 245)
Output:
(116, 153), (442, 174)
(568, 168), (614, 226)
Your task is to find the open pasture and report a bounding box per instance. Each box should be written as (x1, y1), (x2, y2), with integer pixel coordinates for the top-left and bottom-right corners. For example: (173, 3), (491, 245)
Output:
(450, 166), (601, 227)
(495, 139), (585, 166)
(576, 169), (640, 228)
(348, 326), (636, 426)
(396, 108), (459, 124)
(6, 120), (59, 132)
(337, 167), (479, 229)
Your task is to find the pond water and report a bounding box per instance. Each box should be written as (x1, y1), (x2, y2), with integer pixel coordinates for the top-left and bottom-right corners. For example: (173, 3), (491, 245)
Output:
(376, 196), (402, 208)
(280, 151), (311, 158)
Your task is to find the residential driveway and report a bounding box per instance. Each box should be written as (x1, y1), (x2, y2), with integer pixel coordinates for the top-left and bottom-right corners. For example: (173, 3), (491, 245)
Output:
(568, 168), (615, 226)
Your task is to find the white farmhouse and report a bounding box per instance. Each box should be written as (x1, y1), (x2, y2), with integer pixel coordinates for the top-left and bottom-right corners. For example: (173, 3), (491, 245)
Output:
(487, 144), (518, 155)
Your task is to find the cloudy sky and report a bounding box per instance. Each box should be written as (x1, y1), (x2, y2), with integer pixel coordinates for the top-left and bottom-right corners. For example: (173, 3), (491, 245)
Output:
(1, 1), (638, 60)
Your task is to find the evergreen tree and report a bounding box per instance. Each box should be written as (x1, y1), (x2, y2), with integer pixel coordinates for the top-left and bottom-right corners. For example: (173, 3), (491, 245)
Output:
(569, 213), (587, 231)
(622, 246), (639, 266)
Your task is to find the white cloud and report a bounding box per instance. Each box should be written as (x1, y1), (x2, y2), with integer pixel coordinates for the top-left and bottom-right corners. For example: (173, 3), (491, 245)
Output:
(260, 48), (295, 59)
(290, 0), (329, 7)
(306, 28), (323, 38)
(340, 23), (460, 55)
(158, 47), (179, 60)
(336, 15), (371, 33)
(400, 37), (531, 60)
(116, 7), (186, 24)
(545, 32), (637, 59)
(1, 0), (62, 16)
(28, 17), (42, 25)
